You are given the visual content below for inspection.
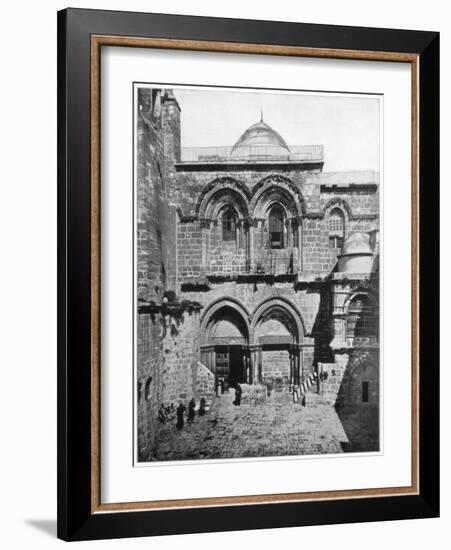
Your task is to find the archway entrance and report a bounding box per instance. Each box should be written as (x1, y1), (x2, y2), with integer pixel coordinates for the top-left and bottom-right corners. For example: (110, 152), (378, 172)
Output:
(252, 300), (304, 389)
(215, 345), (247, 387)
(200, 304), (249, 388)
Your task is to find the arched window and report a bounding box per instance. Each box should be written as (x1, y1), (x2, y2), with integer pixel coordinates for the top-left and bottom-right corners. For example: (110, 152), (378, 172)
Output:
(222, 208), (236, 242)
(328, 208), (345, 250)
(269, 205), (284, 249)
(346, 295), (377, 339)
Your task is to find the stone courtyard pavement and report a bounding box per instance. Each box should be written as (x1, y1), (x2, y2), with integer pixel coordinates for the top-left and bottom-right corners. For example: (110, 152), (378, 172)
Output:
(152, 390), (378, 461)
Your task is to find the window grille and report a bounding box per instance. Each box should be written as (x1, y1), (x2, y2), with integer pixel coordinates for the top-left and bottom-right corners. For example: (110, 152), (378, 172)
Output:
(222, 209), (236, 241)
(269, 206), (284, 249)
(328, 208), (345, 251)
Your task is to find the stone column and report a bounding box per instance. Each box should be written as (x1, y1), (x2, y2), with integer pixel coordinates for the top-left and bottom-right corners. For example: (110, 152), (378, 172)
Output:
(247, 219), (254, 272)
(248, 346), (254, 384)
(249, 345), (261, 384)
(246, 349), (251, 383)
(297, 345), (303, 386)
(209, 348), (214, 374)
(200, 219), (210, 274)
(289, 347), (294, 388)
(254, 347), (259, 384)
(297, 219), (303, 272)
(295, 347), (300, 387)
(258, 346), (263, 383)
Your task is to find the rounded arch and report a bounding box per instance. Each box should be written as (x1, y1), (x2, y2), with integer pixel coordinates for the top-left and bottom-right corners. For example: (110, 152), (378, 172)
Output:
(196, 177), (251, 219)
(212, 198), (242, 221)
(323, 198), (353, 220)
(343, 291), (378, 314)
(200, 297), (251, 345)
(345, 293), (378, 341)
(250, 175), (306, 218)
(251, 297), (305, 344)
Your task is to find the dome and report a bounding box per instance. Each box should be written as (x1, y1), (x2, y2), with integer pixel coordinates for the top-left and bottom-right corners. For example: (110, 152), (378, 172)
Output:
(341, 232), (372, 256)
(231, 114), (290, 158)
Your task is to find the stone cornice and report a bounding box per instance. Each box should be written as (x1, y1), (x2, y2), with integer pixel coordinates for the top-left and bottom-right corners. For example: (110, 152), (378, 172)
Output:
(320, 183), (378, 193)
(138, 299), (203, 316)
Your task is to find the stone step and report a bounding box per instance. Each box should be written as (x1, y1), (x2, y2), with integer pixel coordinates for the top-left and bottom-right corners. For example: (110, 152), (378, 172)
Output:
(302, 391), (329, 407)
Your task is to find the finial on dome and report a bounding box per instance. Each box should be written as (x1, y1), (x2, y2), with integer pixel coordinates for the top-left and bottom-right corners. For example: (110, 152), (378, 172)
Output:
(260, 109), (264, 122)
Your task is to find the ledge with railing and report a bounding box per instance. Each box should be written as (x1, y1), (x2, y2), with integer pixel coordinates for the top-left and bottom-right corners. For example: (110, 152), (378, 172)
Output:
(204, 250), (299, 282)
(179, 144), (324, 164)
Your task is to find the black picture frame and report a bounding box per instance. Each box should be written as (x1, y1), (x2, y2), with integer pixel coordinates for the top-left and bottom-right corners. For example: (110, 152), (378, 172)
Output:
(57, 7), (439, 541)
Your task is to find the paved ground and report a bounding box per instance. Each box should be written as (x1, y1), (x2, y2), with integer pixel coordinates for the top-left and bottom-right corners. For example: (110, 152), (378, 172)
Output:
(152, 390), (379, 462)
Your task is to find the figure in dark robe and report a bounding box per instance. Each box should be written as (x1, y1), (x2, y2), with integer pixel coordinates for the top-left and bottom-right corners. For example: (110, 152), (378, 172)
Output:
(187, 398), (196, 423)
(287, 252), (294, 274)
(199, 397), (206, 416)
(233, 383), (242, 406)
(176, 402), (186, 430)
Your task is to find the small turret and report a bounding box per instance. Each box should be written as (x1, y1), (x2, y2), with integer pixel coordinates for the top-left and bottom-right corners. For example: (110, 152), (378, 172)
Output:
(338, 232), (374, 274)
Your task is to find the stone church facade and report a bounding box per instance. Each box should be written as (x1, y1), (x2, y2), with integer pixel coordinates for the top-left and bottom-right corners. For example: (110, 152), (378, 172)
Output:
(136, 88), (380, 461)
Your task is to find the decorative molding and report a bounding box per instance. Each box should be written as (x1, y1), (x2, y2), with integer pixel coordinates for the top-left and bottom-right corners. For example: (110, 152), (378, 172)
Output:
(304, 211), (324, 219)
(250, 174), (307, 217)
(320, 183), (378, 193)
(138, 299), (203, 316)
(195, 176), (251, 217)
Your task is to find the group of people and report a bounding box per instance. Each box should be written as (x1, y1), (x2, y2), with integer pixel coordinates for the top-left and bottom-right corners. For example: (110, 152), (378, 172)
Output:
(215, 377), (242, 406)
(176, 377), (243, 430)
(176, 397), (206, 430)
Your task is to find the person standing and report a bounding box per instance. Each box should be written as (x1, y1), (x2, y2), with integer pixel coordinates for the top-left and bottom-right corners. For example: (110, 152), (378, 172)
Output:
(188, 398), (196, 423)
(176, 402), (186, 430)
(199, 397), (206, 416)
(233, 383), (242, 406)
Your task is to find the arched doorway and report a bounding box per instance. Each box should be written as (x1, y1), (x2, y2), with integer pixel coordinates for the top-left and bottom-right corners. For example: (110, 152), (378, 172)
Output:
(200, 302), (250, 388)
(252, 299), (304, 389)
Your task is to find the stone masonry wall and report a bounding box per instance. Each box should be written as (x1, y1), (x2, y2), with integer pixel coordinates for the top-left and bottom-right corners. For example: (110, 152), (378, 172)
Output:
(137, 89), (380, 460)
(158, 310), (200, 405)
(137, 312), (162, 461)
(177, 222), (203, 279)
(175, 168), (378, 281)
(262, 349), (290, 385)
(136, 88), (168, 460)
(207, 239), (248, 276)
(180, 281), (325, 378)
(137, 89), (167, 302)
(136, 88), (187, 460)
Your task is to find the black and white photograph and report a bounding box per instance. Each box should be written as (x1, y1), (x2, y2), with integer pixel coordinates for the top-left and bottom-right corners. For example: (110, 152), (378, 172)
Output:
(135, 85), (381, 463)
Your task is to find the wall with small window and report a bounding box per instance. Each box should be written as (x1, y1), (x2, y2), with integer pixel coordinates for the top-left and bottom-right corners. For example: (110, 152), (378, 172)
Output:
(345, 357), (379, 406)
(205, 203), (248, 275)
(328, 208), (345, 252)
(252, 187), (302, 276)
(268, 205), (285, 249)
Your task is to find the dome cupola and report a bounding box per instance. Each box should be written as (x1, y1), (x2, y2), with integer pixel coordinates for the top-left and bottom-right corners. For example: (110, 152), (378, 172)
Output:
(231, 113), (290, 158)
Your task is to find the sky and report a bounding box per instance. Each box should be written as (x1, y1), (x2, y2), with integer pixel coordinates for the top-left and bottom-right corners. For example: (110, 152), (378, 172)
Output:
(171, 87), (381, 172)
